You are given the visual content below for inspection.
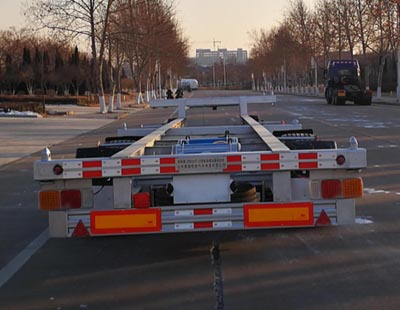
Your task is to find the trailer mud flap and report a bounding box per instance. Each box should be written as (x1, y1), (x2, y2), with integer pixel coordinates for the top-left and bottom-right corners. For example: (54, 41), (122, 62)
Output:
(244, 202), (314, 228)
(90, 209), (161, 235)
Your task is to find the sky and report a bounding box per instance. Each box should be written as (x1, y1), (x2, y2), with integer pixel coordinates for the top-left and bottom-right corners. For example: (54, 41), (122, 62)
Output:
(1, 0), (317, 57)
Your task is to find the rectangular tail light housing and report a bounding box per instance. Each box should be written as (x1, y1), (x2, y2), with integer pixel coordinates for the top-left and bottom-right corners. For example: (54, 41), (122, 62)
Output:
(312, 178), (363, 200)
(39, 190), (82, 210)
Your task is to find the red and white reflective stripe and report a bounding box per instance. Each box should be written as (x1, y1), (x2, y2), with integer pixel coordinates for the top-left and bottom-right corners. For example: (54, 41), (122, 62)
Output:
(62, 157), (179, 179)
(174, 208), (232, 217)
(261, 153), (281, 170)
(224, 155), (242, 172)
(224, 152), (335, 172)
(54, 151), (339, 179)
(174, 221), (233, 230)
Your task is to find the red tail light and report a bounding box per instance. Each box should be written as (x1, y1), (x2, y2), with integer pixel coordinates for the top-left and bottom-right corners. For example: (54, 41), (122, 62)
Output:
(316, 178), (363, 199)
(61, 190), (82, 209)
(40, 189), (82, 210)
(321, 180), (342, 199)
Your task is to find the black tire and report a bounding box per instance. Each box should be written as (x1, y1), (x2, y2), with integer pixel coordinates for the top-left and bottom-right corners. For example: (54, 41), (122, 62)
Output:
(325, 88), (332, 104)
(327, 96), (332, 105)
(363, 98), (372, 105)
(336, 98), (345, 105)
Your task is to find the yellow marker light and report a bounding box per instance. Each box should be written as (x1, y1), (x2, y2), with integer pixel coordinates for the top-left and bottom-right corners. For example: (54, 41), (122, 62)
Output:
(39, 191), (61, 211)
(342, 178), (363, 198)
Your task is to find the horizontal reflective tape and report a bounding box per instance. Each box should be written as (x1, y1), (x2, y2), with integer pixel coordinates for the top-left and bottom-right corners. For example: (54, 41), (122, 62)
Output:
(63, 171), (82, 178)
(102, 159), (121, 168)
(224, 164), (242, 172)
(244, 202), (314, 228)
(174, 223), (194, 230)
(318, 152), (337, 160)
(299, 153), (318, 160)
(160, 166), (178, 174)
(227, 155), (242, 163)
(194, 209), (213, 216)
(242, 154), (260, 162)
(174, 210), (194, 217)
(160, 158), (176, 165)
(280, 162), (298, 169)
(280, 153), (298, 161)
(194, 222), (213, 229)
(63, 162), (82, 169)
(141, 167), (160, 175)
(174, 209), (232, 217)
(261, 163), (280, 170)
(261, 154), (280, 161)
(299, 162), (319, 169)
(213, 208), (232, 215)
(91, 209), (161, 235)
(242, 164), (260, 171)
(318, 162), (337, 169)
(83, 171), (102, 178)
(83, 161), (102, 168)
(122, 168), (141, 176)
(141, 158), (160, 165)
(102, 169), (122, 177)
(213, 221), (232, 228)
(122, 159), (141, 166)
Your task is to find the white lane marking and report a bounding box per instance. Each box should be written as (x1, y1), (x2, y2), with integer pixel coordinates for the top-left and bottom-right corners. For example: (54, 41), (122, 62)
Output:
(0, 228), (49, 288)
(356, 217), (374, 225)
(377, 145), (399, 148)
(364, 188), (391, 194)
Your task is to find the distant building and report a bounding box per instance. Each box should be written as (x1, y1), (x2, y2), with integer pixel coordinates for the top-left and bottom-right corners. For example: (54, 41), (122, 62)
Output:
(194, 48), (248, 67)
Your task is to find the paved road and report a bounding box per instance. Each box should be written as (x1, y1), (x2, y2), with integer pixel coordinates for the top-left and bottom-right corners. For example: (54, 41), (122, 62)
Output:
(1, 91), (400, 309)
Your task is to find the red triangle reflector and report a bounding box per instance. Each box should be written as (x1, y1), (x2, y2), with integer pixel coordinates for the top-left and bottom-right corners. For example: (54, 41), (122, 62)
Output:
(72, 220), (90, 237)
(316, 210), (332, 226)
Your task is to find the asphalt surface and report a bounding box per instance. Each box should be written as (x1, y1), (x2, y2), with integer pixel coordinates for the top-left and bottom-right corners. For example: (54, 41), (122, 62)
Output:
(1, 91), (400, 309)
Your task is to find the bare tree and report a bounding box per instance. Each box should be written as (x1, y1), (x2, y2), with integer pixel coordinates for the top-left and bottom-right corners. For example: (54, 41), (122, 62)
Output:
(28, 0), (115, 112)
(313, 0), (335, 66)
(367, 0), (397, 98)
(115, 0), (188, 103)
